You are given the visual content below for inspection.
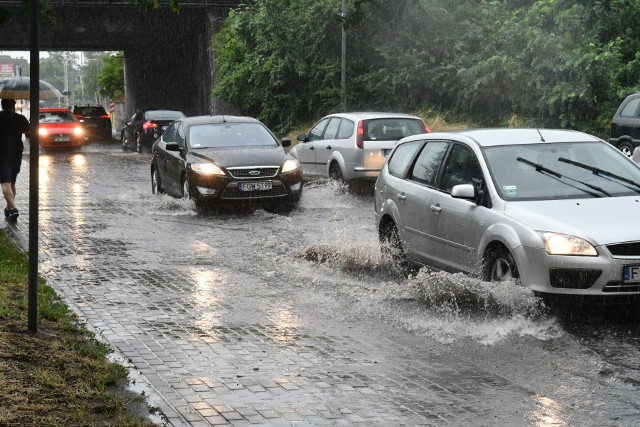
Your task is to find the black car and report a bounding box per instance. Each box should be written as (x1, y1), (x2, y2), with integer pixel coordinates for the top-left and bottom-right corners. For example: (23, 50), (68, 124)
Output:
(121, 109), (185, 153)
(71, 105), (112, 142)
(609, 92), (640, 156)
(150, 115), (303, 212)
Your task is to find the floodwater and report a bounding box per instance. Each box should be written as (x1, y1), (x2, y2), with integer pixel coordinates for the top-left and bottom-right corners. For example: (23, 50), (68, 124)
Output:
(13, 143), (640, 426)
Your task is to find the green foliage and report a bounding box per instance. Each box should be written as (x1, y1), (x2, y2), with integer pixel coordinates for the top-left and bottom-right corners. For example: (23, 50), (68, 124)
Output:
(97, 53), (125, 100)
(214, 0), (640, 135)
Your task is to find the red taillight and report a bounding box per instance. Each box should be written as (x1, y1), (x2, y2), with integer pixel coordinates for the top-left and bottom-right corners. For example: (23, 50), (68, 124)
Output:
(99, 114), (110, 119)
(142, 121), (157, 131)
(356, 120), (364, 149)
(421, 119), (431, 133)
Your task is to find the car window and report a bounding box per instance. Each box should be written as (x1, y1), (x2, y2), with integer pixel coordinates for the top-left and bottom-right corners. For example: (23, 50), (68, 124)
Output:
(440, 144), (483, 193)
(175, 123), (186, 148)
(163, 122), (177, 142)
(188, 123), (278, 148)
(145, 110), (186, 121)
(363, 118), (425, 141)
(323, 118), (341, 139)
(620, 98), (640, 118)
(409, 141), (449, 185)
(133, 111), (144, 122)
(387, 140), (423, 178)
(307, 118), (330, 142)
(336, 119), (354, 139)
(39, 111), (76, 123)
(74, 106), (107, 116)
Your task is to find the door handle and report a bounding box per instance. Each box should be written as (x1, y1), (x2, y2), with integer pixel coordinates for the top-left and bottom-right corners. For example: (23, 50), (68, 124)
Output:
(326, 145), (332, 150)
(397, 193), (406, 201)
(430, 204), (442, 214)
(310, 146), (315, 150)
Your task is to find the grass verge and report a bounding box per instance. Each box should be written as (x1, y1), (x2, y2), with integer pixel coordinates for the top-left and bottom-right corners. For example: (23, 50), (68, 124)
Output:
(0, 229), (159, 427)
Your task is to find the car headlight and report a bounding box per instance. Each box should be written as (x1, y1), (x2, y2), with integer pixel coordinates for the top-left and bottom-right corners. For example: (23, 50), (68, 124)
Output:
(38, 128), (48, 136)
(73, 127), (83, 135)
(538, 232), (597, 256)
(281, 159), (300, 173)
(191, 163), (225, 175)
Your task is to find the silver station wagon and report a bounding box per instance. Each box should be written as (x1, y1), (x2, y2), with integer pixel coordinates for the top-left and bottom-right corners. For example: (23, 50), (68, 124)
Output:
(290, 112), (429, 184)
(374, 128), (640, 296)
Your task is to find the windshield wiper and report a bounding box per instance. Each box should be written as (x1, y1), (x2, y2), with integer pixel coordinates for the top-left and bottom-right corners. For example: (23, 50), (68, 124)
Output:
(558, 157), (640, 194)
(516, 157), (611, 198)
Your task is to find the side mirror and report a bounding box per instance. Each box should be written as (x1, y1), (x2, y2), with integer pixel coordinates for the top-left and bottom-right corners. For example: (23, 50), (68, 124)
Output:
(281, 137), (292, 147)
(632, 146), (640, 164)
(451, 184), (477, 201)
(297, 134), (308, 143)
(165, 142), (181, 152)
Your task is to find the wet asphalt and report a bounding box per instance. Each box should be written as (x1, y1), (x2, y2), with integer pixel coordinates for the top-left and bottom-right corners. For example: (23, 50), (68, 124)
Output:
(2, 141), (640, 426)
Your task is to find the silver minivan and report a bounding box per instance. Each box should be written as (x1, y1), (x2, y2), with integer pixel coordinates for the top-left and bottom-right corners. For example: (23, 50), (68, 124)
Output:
(375, 128), (640, 296)
(290, 112), (429, 183)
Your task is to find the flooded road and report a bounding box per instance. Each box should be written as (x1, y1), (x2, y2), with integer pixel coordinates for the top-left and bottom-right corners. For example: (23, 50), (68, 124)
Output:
(4, 142), (640, 426)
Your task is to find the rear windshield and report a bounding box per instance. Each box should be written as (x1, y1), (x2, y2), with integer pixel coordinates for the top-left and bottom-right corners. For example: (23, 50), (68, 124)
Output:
(364, 118), (425, 141)
(74, 106), (106, 116)
(146, 110), (185, 121)
(39, 111), (76, 123)
(188, 123), (278, 148)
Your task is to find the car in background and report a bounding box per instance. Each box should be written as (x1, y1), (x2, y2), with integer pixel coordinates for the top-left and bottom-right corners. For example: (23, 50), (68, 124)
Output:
(375, 128), (640, 296)
(37, 108), (84, 150)
(150, 115), (303, 212)
(609, 92), (640, 156)
(290, 112), (429, 184)
(71, 105), (112, 142)
(121, 109), (185, 153)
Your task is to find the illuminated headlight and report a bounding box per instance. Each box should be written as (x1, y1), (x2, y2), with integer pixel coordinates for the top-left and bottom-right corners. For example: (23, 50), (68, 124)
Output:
(539, 232), (597, 256)
(191, 163), (225, 175)
(282, 159), (300, 173)
(38, 128), (49, 136)
(73, 127), (83, 135)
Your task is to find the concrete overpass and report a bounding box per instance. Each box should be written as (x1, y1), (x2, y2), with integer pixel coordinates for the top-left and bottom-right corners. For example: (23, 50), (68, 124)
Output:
(0, 0), (241, 118)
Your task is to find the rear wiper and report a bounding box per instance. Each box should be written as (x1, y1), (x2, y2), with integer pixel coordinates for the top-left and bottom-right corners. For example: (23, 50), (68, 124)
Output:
(558, 157), (640, 194)
(516, 157), (611, 198)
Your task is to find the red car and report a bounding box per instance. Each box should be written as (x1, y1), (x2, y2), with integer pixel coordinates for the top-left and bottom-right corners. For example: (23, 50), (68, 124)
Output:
(38, 108), (85, 150)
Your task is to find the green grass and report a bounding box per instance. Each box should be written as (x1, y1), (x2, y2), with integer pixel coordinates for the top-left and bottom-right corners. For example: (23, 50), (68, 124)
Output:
(0, 229), (159, 427)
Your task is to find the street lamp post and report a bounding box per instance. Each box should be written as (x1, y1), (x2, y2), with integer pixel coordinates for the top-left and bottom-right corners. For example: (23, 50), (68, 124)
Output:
(340, 0), (347, 112)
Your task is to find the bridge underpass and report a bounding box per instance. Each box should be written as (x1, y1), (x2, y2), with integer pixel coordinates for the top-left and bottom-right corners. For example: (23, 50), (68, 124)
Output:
(0, 0), (241, 118)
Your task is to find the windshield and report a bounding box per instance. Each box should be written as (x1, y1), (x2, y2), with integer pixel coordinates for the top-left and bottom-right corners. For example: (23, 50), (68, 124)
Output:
(188, 123), (278, 149)
(39, 111), (76, 123)
(483, 141), (640, 200)
(145, 110), (185, 121)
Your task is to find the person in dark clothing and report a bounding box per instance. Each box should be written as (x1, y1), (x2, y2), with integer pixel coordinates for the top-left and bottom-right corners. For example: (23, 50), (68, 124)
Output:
(0, 98), (30, 222)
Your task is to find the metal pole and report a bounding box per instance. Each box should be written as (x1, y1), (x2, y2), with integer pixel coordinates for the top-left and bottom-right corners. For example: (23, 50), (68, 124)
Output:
(340, 0), (347, 112)
(28, 0), (40, 333)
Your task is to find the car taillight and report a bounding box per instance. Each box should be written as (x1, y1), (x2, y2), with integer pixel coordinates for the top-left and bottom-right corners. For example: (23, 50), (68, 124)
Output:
(421, 119), (431, 133)
(143, 121), (157, 131)
(356, 120), (364, 149)
(100, 114), (110, 119)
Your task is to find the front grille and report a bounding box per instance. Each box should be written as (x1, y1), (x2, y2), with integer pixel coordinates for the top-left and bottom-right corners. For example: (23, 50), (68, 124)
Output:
(606, 242), (640, 257)
(549, 268), (602, 289)
(222, 183), (287, 199)
(603, 281), (640, 293)
(228, 166), (279, 179)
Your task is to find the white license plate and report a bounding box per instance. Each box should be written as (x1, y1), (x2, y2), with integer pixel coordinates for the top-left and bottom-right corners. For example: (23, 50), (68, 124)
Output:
(239, 181), (272, 192)
(54, 136), (70, 142)
(623, 265), (640, 283)
(383, 149), (392, 157)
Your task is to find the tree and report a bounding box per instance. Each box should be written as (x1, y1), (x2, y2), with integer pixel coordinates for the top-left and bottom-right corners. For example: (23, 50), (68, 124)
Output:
(97, 53), (124, 100)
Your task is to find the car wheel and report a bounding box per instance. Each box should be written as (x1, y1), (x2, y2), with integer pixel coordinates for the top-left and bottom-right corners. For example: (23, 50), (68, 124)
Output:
(136, 134), (143, 153)
(181, 175), (191, 200)
(121, 133), (128, 151)
(380, 222), (409, 277)
(151, 166), (163, 194)
(618, 141), (633, 157)
(329, 162), (345, 183)
(483, 246), (519, 282)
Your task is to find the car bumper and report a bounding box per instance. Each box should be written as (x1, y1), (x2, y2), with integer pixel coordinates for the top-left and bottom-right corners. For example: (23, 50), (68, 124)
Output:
(516, 245), (640, 295)
(39, 136), (84, 148)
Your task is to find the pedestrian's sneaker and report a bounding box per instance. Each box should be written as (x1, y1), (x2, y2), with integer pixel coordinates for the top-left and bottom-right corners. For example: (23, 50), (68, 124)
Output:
(3, 208), (9, 219)
(7, 208), (18, 222)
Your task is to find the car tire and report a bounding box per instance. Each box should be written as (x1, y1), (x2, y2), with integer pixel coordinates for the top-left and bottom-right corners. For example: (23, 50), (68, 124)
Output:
(121, 132), (128, 151)
(380, 222), (409, 277)
(181, 174), (191, 200)
(136, 134), (143, 153)
(483, 246), (519, 282)
(329, 162), (345, 183)
(618, 141), (633, 157)
(151, 166), (163, 194)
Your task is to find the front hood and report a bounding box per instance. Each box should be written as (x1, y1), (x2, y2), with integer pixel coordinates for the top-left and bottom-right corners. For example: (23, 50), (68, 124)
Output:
(190, 145), (287, 168)
(504, 197), (640, 245)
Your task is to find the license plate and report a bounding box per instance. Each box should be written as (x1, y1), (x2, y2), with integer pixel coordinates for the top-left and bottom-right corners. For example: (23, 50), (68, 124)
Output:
(383, 149), (392, 157)
(623, 265), (640, 283)
(54, 136), (70, 142)
(239, 181), (272, 192)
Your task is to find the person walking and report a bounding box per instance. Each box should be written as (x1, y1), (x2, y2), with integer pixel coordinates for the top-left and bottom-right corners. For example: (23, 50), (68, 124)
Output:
(0, 98), (30, 222)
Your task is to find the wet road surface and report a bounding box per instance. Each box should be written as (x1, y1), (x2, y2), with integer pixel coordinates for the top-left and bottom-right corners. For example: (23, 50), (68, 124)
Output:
(3, 143), (640, 426)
